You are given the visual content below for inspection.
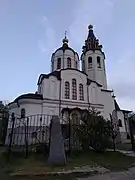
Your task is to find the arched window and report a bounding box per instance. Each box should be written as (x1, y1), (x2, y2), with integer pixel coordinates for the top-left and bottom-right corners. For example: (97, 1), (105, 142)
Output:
(57, 58), (61, 69)
(97, 56), (101, 68)
(118, 119), (122, 127)
(67, 57), (71, 68)
(21, 108), (26, 118)
(52, 61), (54, 71)
(79, 84), (84, 100)
(88, 57), (92, 69)
(72, 79), (77, 100)
(65, 81), (70, 99)
(82, 60), (84, 71)
(127, 133), (130, 139)
(71, 112), (79, 124)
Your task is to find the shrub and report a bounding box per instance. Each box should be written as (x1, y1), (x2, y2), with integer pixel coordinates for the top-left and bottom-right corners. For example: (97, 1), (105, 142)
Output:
(75, 109), (111, 152)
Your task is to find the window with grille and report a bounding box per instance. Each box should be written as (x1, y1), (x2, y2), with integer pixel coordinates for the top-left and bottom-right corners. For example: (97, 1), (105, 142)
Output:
(67, 57), (71, 68)
(88, 57), (92, 69)
(72, 79), (77, 100)
(57, 58), (61, 69)
(97, 56), (101, 68)
(21, 108), (26, 118)
(79, 84), (84, 100)
(65, 81), (70, 99)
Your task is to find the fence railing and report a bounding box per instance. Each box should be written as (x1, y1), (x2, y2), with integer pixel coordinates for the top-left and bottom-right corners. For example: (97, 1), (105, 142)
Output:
(6, 113), (81, 160)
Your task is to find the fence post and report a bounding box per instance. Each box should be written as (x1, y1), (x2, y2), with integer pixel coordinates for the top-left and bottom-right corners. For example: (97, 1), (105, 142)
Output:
(68, 117), (71, 156)
(7, 113), (15, 162)
(49, 120), (52, 154)
(25, 117), (29, 158)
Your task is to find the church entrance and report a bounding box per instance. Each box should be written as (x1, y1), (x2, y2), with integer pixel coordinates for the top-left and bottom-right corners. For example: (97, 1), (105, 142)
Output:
(61, 108), (88, 151)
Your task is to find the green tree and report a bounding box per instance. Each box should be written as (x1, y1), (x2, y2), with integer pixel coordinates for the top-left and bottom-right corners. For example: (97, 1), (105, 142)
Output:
(75, 109), (111, 152)
(0, 101), (9, 144)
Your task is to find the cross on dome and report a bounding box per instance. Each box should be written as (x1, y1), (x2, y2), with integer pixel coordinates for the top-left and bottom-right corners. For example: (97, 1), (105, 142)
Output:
(62, 30), (69, 44)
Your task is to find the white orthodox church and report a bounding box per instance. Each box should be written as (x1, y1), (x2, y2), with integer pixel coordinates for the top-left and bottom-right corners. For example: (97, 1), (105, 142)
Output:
(9, 25), (131, 143)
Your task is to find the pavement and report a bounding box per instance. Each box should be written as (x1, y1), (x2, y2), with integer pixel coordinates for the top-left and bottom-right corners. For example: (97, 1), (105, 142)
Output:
(77, 150), (135, 180)
(78, 167), (135, 180)
(108, 149), (135, 157)
(11, 165), (110, 177)
(117, 150), (135, 157)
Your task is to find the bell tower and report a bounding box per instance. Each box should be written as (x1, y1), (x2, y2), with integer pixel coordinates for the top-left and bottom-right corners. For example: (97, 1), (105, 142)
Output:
(81, 25), (107, 89)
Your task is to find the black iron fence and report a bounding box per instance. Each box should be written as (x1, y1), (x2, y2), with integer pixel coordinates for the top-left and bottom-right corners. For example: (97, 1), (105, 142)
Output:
(6, 113), (81, 160)
(6, 113), (53, 159)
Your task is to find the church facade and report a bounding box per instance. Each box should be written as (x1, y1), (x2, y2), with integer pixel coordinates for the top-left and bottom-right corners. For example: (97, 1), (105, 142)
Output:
(9, 25), (131, 143)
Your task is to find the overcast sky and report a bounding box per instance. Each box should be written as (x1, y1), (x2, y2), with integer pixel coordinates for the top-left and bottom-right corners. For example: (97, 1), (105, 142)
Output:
(0, 0), (135, 110)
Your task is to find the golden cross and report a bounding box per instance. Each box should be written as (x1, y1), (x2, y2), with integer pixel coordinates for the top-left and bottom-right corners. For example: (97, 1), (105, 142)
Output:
(64, 30), (67, 38)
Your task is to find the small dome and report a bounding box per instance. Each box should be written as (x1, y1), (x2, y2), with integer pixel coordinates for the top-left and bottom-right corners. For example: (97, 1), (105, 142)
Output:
(62, 36), (68, 44)
(50, 32), (79, 72)
(88, 24), (93, 30)
(54, 33), (76, 54)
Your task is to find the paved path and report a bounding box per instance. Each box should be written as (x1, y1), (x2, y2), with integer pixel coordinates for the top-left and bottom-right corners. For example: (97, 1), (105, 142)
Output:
(108, 149), (135, 157)
(78, 167), (135, 180)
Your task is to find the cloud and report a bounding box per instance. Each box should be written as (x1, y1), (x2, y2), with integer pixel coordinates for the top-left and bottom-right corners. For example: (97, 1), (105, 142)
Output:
(108, 52), (135, 110)
(69, 0), (114, 48)
(38, 40), (47, 53)
(68, 0), (135, 110)
(38, 16), (57, 54)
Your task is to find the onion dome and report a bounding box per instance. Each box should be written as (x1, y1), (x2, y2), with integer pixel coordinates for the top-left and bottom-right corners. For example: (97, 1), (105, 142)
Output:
(51, 31), (79, 71)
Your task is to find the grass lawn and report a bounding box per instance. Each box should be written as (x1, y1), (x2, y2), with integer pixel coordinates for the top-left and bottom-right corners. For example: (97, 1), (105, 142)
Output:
(1, 149), (135, 179)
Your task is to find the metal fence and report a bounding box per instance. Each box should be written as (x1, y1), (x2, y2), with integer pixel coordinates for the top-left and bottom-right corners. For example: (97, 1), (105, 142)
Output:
(6, 113), (53, 159)
(5, 113), (80, 160)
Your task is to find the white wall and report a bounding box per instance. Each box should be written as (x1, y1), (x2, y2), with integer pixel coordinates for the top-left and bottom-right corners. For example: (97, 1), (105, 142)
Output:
(61, 69), (88, 103)
(42, 101), (59, 116)
(42, 76), (60, 100)
(88, 82), (102, 105)
(100, 90), (115, 120)
(9, 99), (42, 117)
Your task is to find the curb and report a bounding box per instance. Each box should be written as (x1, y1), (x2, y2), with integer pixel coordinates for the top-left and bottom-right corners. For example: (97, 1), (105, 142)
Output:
(10, 168), (110, 178)
(11, 170), (98, 177)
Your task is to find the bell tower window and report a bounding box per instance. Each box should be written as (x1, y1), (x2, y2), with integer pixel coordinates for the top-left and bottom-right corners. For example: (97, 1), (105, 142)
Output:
(97, 56), (101, 68)
(67, 57), (71, 68)
(88, 57), (92, 69)
(57, 58), (61, 69)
